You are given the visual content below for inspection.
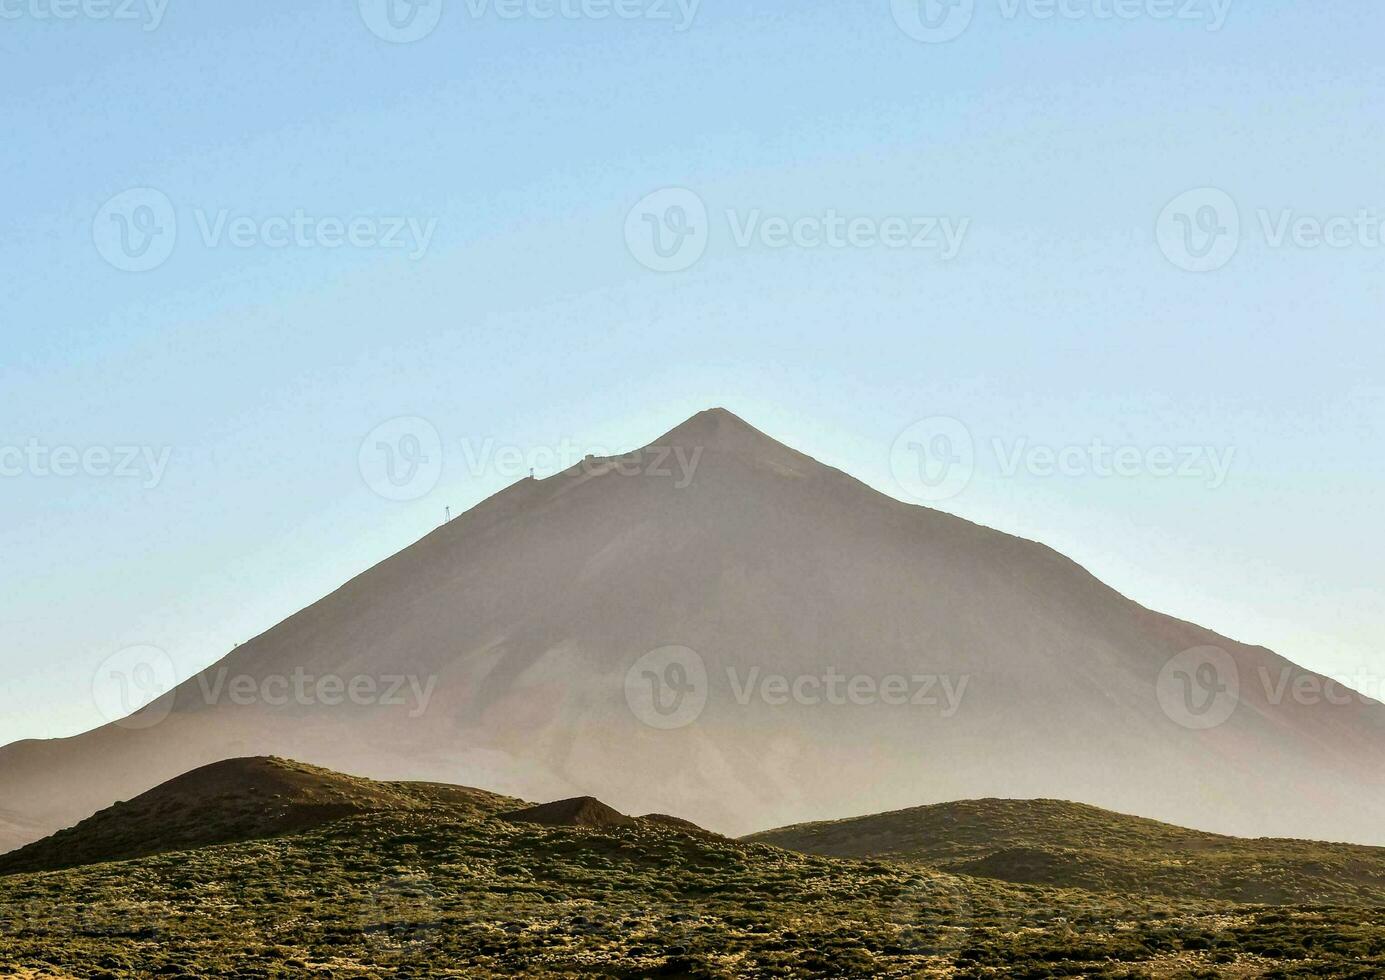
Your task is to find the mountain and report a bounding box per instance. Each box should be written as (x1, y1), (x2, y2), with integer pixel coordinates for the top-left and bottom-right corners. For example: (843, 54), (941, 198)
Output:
(498, 796), (715, 833)
(641, 812), (721, 837)
(0, 756), (516, 876)
(1, 407), (1383, 849)
(502, 796), (636, 829)
(4, 757), (1383, 978)
(748, 798), (1385, 905)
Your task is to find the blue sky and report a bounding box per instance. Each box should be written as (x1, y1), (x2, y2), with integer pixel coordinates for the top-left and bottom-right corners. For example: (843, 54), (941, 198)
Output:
(2, 0), (1382, 743)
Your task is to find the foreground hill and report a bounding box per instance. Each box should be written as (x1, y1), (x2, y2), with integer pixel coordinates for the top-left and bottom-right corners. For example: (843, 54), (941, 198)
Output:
(2, 408), (1383, 849)
(501, 796), (637, 828)
(0, 757), (517, 876)
(748, 798), (1385, 906)
(2, 760), (1382, 978)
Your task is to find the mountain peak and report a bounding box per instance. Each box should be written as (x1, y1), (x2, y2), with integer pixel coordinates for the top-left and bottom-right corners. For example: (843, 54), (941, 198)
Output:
(652, 408), (812, 467)
(664, 406), (758, 440)
(694, 406), (747, 424)
(501, 796), (636, 829)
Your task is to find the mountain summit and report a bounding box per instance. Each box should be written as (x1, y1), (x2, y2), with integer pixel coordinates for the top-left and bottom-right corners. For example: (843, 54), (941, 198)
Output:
(657, 406), (801, 456)
(1, 409), (1382, 851)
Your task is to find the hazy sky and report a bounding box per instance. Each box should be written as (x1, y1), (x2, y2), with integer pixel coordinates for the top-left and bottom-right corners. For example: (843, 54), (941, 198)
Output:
(2, 0), (1381, 745)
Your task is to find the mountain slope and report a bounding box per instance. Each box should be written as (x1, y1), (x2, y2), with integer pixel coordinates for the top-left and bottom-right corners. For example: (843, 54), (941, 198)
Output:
(0, 811), (47, 862)
(748, 798), (1385, 905)
(2, 407), (1383, 847)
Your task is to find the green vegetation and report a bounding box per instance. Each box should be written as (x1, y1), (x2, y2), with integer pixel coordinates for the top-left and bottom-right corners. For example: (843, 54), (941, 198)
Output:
(2, 763), (1383, 977)
(0, 757), (517, 877)
(748, 797), (1385, 906)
